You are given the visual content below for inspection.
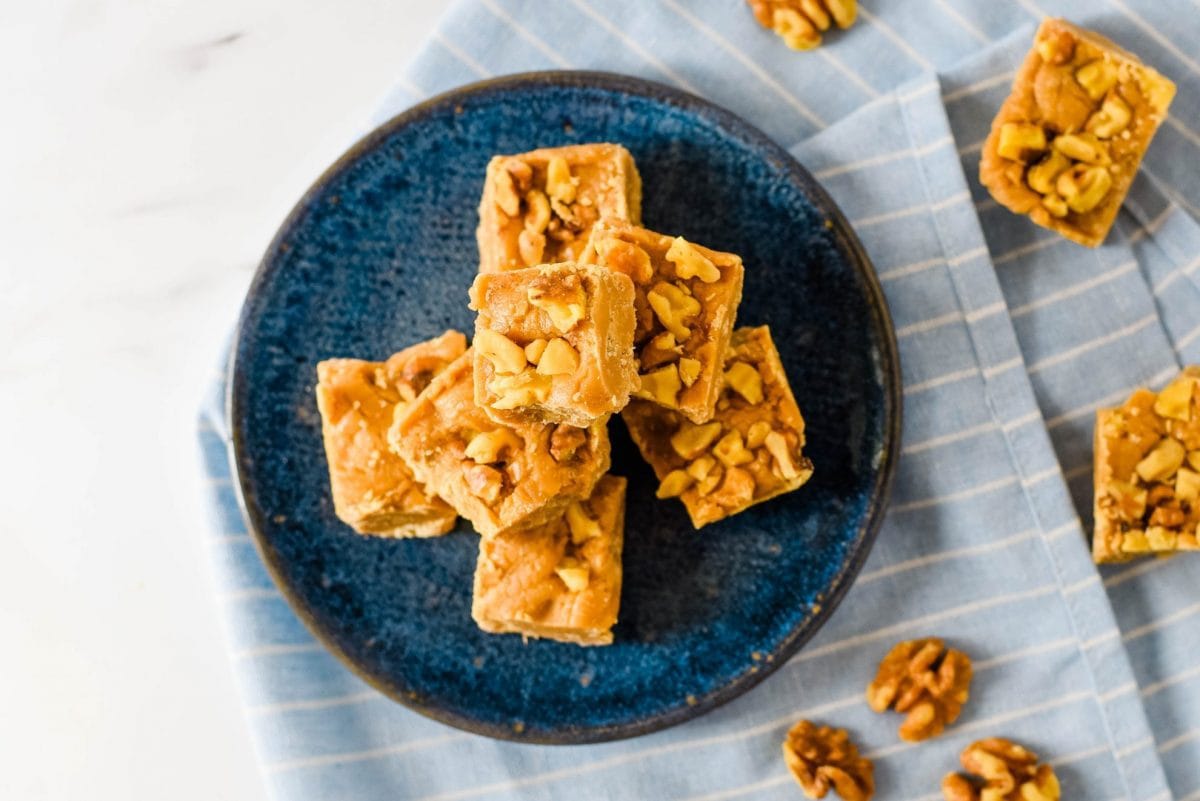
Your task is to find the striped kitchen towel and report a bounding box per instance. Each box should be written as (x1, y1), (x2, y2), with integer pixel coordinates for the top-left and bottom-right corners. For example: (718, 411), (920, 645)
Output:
(200, 1), (1200, 799)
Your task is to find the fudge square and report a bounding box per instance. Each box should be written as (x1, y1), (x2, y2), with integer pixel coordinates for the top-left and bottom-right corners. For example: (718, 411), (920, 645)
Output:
(979, 18), (1175, 247)
(388, 349), (610, 538)
(582, 219), (745, 424)
(314, 330), (466, 538)
(469, 262), (638, 427)
(1094, 367), (1200, 563)
(472, 475), (626, 646)
(623, 326), (813, 529)
(476, 143), (642, 273)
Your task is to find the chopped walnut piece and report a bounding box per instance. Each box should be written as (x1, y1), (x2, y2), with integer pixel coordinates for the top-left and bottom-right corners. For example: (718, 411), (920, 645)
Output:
(1156, 374), (1199, 420)
(746, 420), (772, 449)
(866, 638), (973, 741)
(554, 557), (590, 592)
(487, 370), (552, 410)
(724, 361), (764, 404)
(565, 502), (601, 544)
(747, 0), (858, 51)
(545, 156), (576, 203)
(524, 338), (548, 365)
(782, 720), (874, 801)
(711, 466), (756, 509)
(536, 337), (581, 376)
(475, 329), (527, 375)
(549, 423), (588, 463)
(647, 281), (700, 341)
(656, 469), (693, 499)
(713, 430), (754, 467)
(997, 122), (1046, 162)
(465, 428), (523, 464)
(463, 463), (505, 505)
(640, 363), (682, 406)
(524, 189), (551, 233)
(670, 421), (723, 460)
(678, 357), (702, 387)
(517, 229), (545, 266)
(528, 280), (586, 334)
(765, 430), (801, 479)
(942, 739), (1060, 801)
(493, 167), (522, 218)
(666, 236), (720, 283)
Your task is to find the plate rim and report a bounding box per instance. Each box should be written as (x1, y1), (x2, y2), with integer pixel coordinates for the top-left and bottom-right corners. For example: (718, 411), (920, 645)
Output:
(228, 69), (903, 745)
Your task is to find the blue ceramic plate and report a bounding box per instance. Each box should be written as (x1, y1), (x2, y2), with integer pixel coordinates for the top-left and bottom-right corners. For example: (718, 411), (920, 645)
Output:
(231, 71), (900, 744)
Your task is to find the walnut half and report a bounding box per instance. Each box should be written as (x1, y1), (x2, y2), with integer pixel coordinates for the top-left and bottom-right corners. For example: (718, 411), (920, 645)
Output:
(942, 739), (1060, 801)
(866, 638), (972, 741)
(747, 0), (858, 51)
(782, 720), (874, 801)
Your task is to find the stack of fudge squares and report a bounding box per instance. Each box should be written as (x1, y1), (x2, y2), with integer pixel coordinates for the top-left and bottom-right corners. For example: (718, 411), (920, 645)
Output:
(315, 143), (813, 646)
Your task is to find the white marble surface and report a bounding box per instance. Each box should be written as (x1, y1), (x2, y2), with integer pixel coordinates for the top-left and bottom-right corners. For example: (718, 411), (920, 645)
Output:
(0, 2), (447, 798)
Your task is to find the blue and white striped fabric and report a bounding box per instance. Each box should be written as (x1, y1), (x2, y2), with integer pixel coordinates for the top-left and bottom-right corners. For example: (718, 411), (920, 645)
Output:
(198, 1), (1200, 798)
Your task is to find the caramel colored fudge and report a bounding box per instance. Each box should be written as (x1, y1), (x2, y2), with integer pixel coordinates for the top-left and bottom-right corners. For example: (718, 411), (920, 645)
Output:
(623, 326), (812, 528)
(746, 0), (857, 51)
(980, 18), (1176, 247)
(1094, 368), (1200, 563)
(472, 475), (626, 646)
(389, 350), (610, 538)
(469, 262), (638, 427)
(315, 331), (466, 538)
(582, 220), (745, 424)
(476, 144), (642, 273)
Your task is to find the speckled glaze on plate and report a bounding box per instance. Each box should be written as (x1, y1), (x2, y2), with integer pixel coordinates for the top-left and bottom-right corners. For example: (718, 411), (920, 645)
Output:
(230, 71), (901, 744)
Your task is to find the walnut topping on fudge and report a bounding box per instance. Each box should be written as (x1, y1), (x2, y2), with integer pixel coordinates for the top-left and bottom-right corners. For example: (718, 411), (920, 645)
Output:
(980, 18), (1176, 247)
(1094, 368), (1200, 562)
(622, 326), (812, 528)
(470, 262), (638, 427)
(477, 144), (642, 273)
(389, 350), (609, 538)
(583, 220), (744, 424)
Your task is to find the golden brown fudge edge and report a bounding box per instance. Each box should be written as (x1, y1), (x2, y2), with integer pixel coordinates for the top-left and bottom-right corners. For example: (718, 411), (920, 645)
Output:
(582, 220), (746, 425)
